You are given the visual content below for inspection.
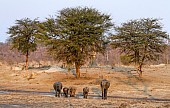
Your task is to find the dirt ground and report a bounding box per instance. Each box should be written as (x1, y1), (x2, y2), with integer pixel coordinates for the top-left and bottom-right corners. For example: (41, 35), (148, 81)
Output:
(0, 64), (170, 108)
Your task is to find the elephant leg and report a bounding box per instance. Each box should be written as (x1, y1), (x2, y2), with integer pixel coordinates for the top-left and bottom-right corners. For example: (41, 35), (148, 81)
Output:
(55, 92), (57, 97)
(102, 89), (104, 99)
(104, 89), (107, 100)
(58, 91), (61, 97)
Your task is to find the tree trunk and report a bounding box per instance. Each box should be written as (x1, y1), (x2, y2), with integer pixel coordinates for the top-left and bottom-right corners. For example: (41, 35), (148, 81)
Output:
(138, 64), (142, 77)
(68, 68), (71, 73)
(67, 63), (71, 73)
(75, 62), (80, 78)
(25, 51), (29, 70)
(138, 55), (145, 78)
(139, 70), (142, 78)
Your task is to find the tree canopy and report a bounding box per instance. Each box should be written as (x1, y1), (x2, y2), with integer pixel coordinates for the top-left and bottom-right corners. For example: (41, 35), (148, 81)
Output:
(7, 18), (39, 70)
(40, 7), (113, 78)
(110, 18), (169, 77)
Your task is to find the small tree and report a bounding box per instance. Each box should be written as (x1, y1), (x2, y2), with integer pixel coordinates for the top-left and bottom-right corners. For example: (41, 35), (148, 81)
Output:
(110, 18), (168, 77)
(40, 7), (113, 78)
(7, 18), (39, 70)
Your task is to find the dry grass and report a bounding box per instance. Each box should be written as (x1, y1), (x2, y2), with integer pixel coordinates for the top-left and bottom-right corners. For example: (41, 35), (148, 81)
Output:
(0, 64), (170, 108)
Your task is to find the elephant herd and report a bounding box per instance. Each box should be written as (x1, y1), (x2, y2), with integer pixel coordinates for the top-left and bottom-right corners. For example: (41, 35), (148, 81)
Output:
(53, 79), (110, 100)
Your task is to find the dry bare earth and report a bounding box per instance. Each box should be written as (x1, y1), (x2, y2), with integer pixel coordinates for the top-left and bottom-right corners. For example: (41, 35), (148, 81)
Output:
(0, 64), (170, 108)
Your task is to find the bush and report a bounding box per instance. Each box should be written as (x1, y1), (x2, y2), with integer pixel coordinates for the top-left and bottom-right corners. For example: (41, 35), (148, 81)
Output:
(120, 55), (131, 65)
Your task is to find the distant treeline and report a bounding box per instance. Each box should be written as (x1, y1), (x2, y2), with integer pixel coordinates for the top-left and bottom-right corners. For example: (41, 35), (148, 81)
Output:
(0, 42), (169, 66)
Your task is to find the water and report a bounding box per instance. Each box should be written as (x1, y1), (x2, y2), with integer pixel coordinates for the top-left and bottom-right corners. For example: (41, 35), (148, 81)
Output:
(0, 90), (54, 96)
(0, 90), (9, 94)
(0, 90), (169, 101)
(0, 104), (32, 108)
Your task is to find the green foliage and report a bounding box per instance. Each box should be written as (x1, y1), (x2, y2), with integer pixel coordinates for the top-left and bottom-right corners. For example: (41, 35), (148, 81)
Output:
(41, 7), (113, 66)
(110, 18), (169, 74)
(120, 55), (131, 65)
(7, 18), (39, 55)
(7, 18), (40, 70)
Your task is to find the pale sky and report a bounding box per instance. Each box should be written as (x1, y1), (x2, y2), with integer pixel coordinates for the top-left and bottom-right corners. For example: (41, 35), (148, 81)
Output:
(0, 0), (170, 42)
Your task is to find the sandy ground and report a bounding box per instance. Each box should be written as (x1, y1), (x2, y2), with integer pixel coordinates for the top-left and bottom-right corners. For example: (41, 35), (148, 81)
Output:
(0, 64), (170, 108)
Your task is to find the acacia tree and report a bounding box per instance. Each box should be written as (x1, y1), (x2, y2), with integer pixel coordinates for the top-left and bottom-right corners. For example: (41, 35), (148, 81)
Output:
(110, 18), (168, 77)
(7, 18), (39, 70)
(40, 7), (113, 78)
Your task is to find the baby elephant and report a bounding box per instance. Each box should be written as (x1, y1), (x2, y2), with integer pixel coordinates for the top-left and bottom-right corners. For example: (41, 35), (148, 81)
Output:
(100, 79), (110, 100)
(63, 87), (69, 97)
(69, 87), (76, 97)
(83, 87), (89, 99)
(53, 82), (63, 97)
